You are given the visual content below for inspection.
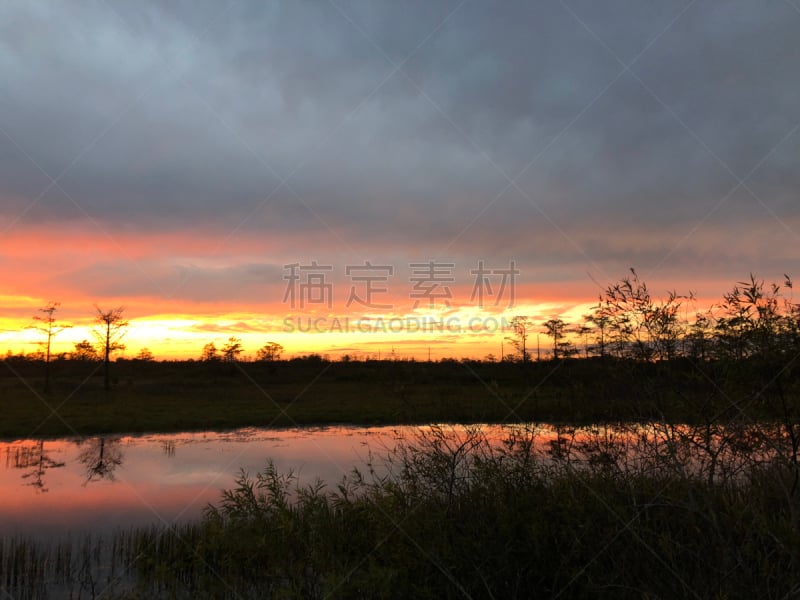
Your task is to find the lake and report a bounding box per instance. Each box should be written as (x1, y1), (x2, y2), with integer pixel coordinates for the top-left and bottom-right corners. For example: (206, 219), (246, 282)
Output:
(0, 426), (417, 539)
(1, 422), (791, 599)
(1, 421), (775, 541)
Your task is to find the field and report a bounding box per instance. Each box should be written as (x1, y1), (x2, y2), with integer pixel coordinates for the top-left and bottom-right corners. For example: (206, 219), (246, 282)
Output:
(2, 355), (797, 439)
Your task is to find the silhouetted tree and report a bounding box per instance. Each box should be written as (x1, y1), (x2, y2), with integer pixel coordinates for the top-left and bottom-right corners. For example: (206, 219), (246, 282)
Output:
(93, 306), (128, 390)
(713, 274), (795, 362)
(646, 291), (686, 361)
(781, 275), (800, 354)
(686, 312), (713, 361)
(543, 319), (567, 359)
(200, 342), (219, 362)
(222, 337), (244, 362)
(72, 340), (100, 361)
(601, 269), (653, 359)
(585, 300), (611, 358)
(599, 269), (688, 361)
(135, 347), (155, 361)
(256, 342), (284, 361)
(575, 324), (593, 358)
(506, 316), (534, 363)
(32, 302), (70, 392)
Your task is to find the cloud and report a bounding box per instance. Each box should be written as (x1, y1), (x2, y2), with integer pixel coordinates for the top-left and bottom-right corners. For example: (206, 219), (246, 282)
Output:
(185, 321), (271, 334)
(1, 0), (799, 299)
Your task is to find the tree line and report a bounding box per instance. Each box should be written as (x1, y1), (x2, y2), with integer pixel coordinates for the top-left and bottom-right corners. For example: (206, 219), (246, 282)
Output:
(199, 338), (284, 363)
(7, 271), (800, 387)
(7, 304), (286, 392)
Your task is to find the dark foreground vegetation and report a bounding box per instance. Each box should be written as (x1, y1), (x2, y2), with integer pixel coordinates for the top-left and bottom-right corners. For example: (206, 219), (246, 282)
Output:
(3, 424), (799, 599)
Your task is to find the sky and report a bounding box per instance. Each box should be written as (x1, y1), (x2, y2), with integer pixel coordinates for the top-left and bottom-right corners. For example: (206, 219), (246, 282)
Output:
(1, 0), (799, 360)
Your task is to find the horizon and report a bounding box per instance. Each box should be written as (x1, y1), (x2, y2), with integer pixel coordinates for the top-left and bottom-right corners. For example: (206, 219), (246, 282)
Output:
(2, 270), (797, 362)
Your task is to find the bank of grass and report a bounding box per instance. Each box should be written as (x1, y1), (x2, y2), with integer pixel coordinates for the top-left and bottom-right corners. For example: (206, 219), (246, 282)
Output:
(1, 356), (797, 439)
(4, 425), (799, 599)
(0, 367), (537, 439)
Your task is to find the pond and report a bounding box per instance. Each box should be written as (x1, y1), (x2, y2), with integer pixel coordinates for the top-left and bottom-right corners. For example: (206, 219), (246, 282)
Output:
(0, 426), (412, 540)
(0, 421), (783, 541)
(1, 422), (794, 599)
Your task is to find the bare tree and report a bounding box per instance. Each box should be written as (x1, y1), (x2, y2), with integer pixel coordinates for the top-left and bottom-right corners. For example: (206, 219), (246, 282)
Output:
(32, 302), (70, 392)
(575, 324), (593, 358)
(584, 302), (610, 358)
(506, 316), (534, 363)
(92, 306), (128, 390)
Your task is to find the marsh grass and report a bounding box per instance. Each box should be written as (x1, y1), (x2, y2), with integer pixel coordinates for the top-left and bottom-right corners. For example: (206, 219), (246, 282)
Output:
(5, 422), (796, 599)
(126, 423), (798, 599)
(2, 356), (796, 439)
(0, 533), (134, 599)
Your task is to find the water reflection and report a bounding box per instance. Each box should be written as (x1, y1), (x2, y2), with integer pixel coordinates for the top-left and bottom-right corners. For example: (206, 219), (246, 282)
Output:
(0, 423), (789, 540)
(160, 439), (176, 457)
(4, 439), (66, 493)
(0, 427), (403, 539)
(77, 437), (124, 483)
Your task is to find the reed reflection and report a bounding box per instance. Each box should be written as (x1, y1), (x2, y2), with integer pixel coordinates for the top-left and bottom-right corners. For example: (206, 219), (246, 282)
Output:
(5, 440), (66, 493)
(160, 439), (176, 457)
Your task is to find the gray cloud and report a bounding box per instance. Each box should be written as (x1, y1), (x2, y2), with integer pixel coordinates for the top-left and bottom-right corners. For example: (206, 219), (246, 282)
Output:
(1, 0), (799, 286)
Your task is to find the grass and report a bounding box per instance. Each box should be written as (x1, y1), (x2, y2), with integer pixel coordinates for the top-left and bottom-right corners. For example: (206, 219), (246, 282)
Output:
(1, 356), (798, 439)
(0, 533), (129, 600)
(0, 366), (527, 438)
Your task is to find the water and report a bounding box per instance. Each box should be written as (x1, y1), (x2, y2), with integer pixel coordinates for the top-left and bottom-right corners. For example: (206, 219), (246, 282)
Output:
(0, 423), (793, 599)
(0, 426), (411, 539)
(1, 421), (781, 541)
